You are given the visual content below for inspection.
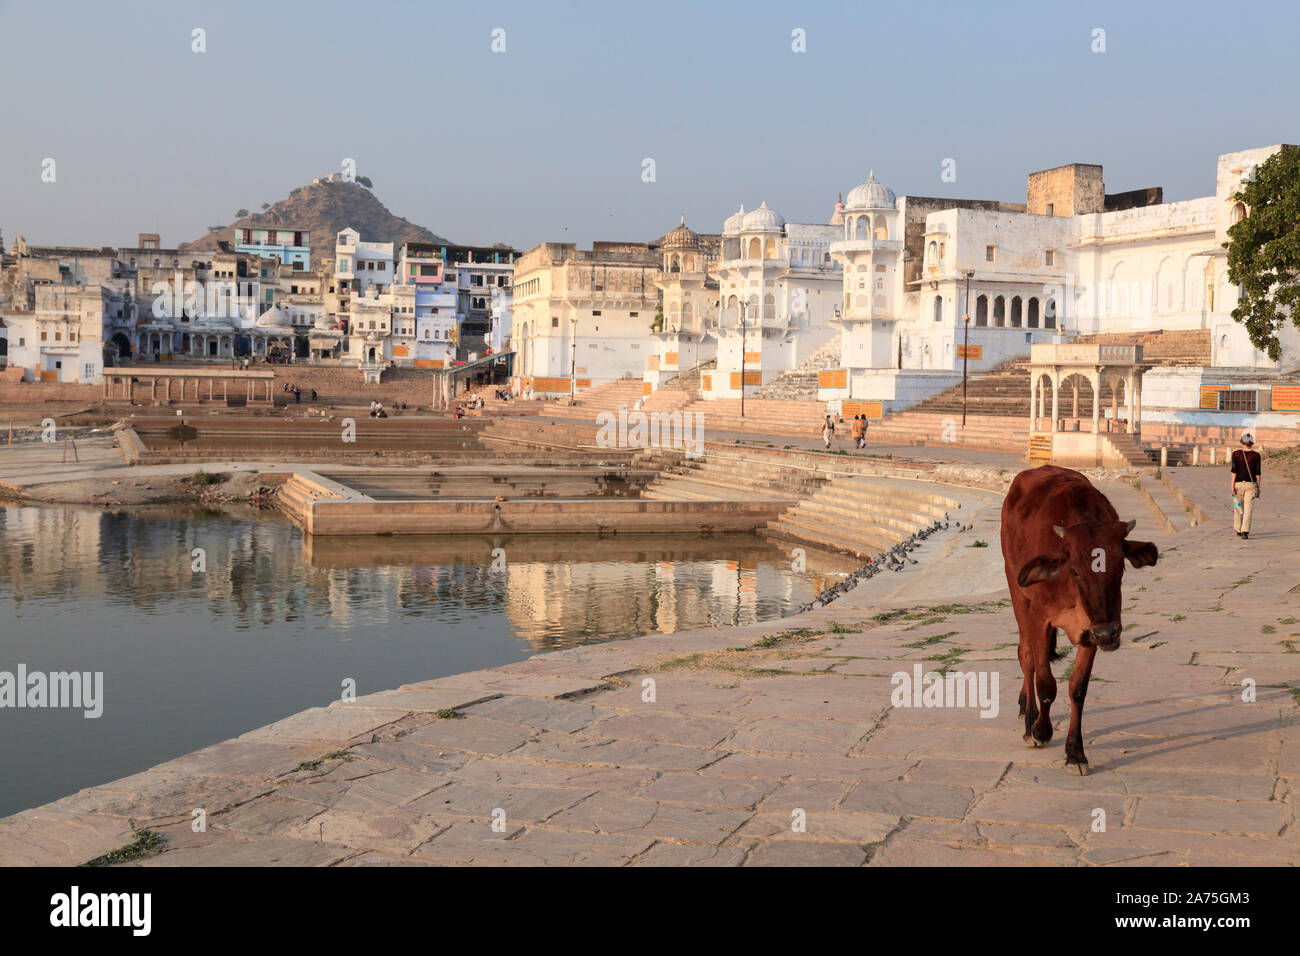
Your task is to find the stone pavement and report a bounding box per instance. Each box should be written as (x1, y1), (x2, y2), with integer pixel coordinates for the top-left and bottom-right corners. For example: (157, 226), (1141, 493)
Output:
(0, 462), (1294, 867)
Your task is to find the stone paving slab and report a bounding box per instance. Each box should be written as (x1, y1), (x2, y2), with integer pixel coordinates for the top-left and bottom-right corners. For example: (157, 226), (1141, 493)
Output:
(4, 467), (1298, 867)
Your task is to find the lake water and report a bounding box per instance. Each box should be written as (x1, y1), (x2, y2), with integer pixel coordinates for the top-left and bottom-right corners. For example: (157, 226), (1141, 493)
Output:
(0, 504), (848, 817)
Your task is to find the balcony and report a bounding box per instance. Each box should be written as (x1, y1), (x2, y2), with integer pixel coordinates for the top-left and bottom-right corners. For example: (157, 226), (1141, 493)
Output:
(830, 238), (903, 256)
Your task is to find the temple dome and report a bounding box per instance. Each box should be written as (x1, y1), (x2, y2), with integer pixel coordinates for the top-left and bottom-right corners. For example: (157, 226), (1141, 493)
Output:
(256, 305), (293, 328)
(741, 201), (785, 233)
(844, 171), (896, 211)
(723, 204), (746, 235)
(662, 216), (699, 250)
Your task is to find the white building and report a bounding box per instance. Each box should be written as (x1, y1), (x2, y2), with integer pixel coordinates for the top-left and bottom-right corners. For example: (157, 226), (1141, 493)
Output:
(647, 217), (718, 391)
(709, 202), (842, 400)
(819, 145), (1300, 413)
(488, 286), (513, 354)
(3, 284), (107, 383)
(510, 241), (660, 394)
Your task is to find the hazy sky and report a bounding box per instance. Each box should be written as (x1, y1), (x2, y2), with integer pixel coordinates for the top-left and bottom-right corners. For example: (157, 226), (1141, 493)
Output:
(1, 0), (1295, 253)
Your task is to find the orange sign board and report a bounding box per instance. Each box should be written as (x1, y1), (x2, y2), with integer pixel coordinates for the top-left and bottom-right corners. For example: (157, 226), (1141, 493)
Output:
(702, 374), (712, 391)
(842, 400), (883, 420)
(575, 379), (591, 390)
(730, 371), (762, 388)
(532, 377), (572, 393)
(664, 352), (679, 366)
(957, 344), (983, 360)
(643, 381), (653, 395)
(1200, 383), (1229, 409)
(743, 351), (761, 364)
(818, 368), (847, 389)
(414, 359), (444, 368)
(392, 345), (409, 357)
(1271, 384), (1300, 411)
(647, 355), (660, 370)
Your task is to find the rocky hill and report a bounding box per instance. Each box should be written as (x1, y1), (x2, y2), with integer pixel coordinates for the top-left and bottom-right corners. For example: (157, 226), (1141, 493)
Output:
(179, 178), (453, 261)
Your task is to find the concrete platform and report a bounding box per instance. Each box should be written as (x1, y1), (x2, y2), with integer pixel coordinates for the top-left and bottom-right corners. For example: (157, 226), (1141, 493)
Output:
(2, 462), (1295, 866)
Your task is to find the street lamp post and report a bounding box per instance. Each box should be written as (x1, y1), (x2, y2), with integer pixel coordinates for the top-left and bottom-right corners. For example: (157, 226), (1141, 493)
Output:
(962, 269), (974, 429)
(569, 316), (577, 403)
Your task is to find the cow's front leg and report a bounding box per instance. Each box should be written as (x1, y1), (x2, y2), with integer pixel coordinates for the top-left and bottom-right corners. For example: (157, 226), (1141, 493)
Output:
(1030, 620), (1056, 746)
(1065, 643), (1097, 774)
(1018, 637), (1037, 745)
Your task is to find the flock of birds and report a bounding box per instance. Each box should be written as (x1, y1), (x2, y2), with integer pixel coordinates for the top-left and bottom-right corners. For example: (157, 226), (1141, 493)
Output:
(792, 512), (976, 614)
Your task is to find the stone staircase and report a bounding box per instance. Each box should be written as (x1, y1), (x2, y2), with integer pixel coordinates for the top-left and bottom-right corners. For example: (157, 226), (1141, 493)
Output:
(552, 378), (646, 417)
(1104, 430), (1155, 469)
(752, 333), (843, 400)
(907, 359), (1031, 418)
(1071, 329), (1212, 367)
(685, 398), (827, 437)
(639, 450), (829, 503)
(860, 411), (1028, 453)
(765, 476), (962, 558)
(644, 361), (713, 412)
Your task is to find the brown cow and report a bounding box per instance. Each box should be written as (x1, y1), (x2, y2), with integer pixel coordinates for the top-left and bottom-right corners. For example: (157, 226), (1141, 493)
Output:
(1001, 465), (1158, 774)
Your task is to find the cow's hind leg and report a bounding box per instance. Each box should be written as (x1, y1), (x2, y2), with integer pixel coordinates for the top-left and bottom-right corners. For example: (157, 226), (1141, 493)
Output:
(1030, 619), (1056, 745)
(1065, 644), (1097, 774)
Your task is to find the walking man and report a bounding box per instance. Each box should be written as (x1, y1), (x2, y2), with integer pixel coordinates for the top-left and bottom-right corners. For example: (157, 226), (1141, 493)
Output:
(822, 415), (835, 450)
(1229, 432), (1262, 539)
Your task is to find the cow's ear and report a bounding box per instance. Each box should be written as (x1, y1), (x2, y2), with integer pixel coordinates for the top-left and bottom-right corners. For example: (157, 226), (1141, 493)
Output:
(1018, 550), (1069, 586)
(1122, 539), (1158, 568)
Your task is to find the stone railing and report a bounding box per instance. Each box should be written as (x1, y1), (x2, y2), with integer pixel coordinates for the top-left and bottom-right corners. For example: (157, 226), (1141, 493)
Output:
(1031, 343), (1143, 365)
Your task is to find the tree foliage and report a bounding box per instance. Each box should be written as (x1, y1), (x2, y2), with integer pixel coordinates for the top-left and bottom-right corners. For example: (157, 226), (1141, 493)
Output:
(1224, 145), (1300, 361)
(234, 208), (249, 218)
(357, 176), (373, 189)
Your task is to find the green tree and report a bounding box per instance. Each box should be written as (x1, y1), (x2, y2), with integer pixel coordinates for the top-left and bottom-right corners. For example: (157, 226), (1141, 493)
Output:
(1224, 145), (1300, 361)
(357, 176), (373, 189)
(234, 208), (249, 218)
(261, 202), (270, 210)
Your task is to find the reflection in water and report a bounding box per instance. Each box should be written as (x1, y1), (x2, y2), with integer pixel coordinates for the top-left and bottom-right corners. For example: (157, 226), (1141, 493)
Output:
(0, 504), (854, 816)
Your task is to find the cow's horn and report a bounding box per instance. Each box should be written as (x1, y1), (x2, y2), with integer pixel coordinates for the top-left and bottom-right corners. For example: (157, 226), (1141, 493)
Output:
(1124, 519), (1137, 535)
(1052, 525), (1066, 538)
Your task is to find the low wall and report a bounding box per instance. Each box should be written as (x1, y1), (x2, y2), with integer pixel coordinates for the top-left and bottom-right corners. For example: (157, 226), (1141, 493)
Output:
(1048, 431), (1133, 469)
(0, 381), (99, 404)
(291, 495), (791, 536)
(833, 369), (963, 414)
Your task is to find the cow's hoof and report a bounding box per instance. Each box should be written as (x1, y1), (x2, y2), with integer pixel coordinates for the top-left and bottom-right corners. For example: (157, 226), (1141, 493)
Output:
(1066, 760), (1089, 776)
(1022, 734), (1044, 748)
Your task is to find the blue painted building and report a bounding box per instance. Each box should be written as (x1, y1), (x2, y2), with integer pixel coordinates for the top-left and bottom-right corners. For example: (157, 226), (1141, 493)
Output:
(235, 226), (311, 270)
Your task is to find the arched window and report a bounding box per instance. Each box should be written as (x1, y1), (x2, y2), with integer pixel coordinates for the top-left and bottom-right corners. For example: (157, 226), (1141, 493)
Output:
(670, 254), (680, 273)
(993, 295), (1006, 327)
(855, 218), (868, 240)
(748, 238), (761, 258)
(1010, 296), (1022, 328)
(927, 241), (938, 263)
(975, 295), (988, 327)
(684, 255), (695, 271)
(933, 296), (943, 322)
(1027, 298), (1039, 328)
(1043, 297), (1057, 329)
(873, 217), (888, 241)
(764, 238), (777, 259)
(1231, 202), (1246, 225)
